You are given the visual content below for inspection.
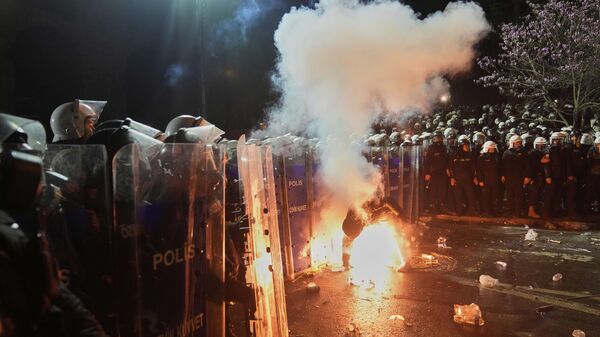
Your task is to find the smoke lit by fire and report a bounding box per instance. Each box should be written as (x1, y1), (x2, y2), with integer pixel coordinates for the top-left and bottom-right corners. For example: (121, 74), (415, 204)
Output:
(258, 0), (490, 272)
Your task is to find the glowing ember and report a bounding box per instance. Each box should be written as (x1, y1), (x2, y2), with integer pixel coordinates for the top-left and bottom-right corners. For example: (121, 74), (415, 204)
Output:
(348, 221), (405, 289)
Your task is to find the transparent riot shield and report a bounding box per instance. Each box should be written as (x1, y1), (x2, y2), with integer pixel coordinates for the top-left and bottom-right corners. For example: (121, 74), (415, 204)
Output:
(388, 145), (401, 205)
(280, 144), (311, 275)
(236, 136), (289, 337)
(413, 145), (424, 221)
(112, 142), (225, 337)
(42, 144), (113, 330)
(400, 144), (415, 222)
(370, 145), (390, 197)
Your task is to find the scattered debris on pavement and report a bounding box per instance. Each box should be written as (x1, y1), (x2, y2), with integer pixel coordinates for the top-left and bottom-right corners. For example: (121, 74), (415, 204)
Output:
(453, 303), (485, 326)
(535, 305), (554, 313)
(437, 236), (451, 249)
(479, 275), (499, 288)
(403, 253), (457, 272)
(388, 314), (414, 327)
(306, 282), (320, 294)
(525, 229), (538, 241)
(495, 261), (507, 270)
(552, 273), (563, 282)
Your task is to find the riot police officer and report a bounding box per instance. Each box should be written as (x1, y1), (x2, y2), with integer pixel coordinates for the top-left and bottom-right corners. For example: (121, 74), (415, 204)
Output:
(164, 114), (212, 136)
(585, 137), (600, 213)
(526, 137), (548, 218)
(50, 100), (106, 144)
(501, 135), (530, 217)
(543, 132), (568, 218)
(423, 131), (449, 214)
(476, 141), (500, 216)
(449, 135), (477, 215)
(0, 114), (107, 337)
(444, 128), (458, 212)
(566, 131), (588, 217)
(472, 132), (486, 156)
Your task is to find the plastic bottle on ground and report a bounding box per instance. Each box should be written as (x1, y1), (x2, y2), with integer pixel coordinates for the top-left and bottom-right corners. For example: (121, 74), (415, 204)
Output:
(479, 275), (499, 288)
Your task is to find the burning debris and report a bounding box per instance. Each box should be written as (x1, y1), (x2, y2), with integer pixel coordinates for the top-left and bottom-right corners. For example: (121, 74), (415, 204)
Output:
(403, 253), (457, 272)
(347, 221), (405, 289)
(453, 303), (485, 326)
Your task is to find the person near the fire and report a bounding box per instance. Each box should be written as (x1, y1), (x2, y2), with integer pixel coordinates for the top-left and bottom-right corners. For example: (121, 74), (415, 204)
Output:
(341, 193), (401, 269)
(448, 135), (477, 216)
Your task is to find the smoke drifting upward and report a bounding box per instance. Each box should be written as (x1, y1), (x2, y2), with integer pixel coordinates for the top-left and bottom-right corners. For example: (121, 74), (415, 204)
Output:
(217, 0), (282, 44)
(265, 0), (490, 207)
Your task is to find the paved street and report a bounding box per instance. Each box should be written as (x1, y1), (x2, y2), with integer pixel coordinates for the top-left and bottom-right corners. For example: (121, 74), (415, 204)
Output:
(285, 222), (600, 337)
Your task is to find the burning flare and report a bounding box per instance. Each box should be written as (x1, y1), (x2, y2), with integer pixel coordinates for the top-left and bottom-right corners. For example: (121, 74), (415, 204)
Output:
(348, 221), (405, 289)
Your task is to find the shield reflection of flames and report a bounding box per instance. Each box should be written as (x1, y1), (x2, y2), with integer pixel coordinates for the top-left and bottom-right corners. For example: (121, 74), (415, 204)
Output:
(349, 221), (405, 289)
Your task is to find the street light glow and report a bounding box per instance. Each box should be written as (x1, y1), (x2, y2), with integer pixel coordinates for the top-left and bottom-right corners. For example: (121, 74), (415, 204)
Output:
(440, 94), (450, 103)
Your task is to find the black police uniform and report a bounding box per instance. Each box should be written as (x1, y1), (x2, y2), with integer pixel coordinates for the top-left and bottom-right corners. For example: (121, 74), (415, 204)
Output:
(566, 143), (588, 216)
(585, 146), (600, 212)
(0, 210), (107, 337)
(526, 148), (546, 213)
(544, 145), (568, 218)
(501, 148), (529, 216)
(445, 143), (459, 213)
(476, 152), (500, 216)
(449, 147), (476, 215)
(423, 142), (449, 213)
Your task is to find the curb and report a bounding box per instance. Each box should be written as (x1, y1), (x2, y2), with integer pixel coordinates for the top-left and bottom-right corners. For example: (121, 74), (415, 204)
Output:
(419, 214), (600, 231)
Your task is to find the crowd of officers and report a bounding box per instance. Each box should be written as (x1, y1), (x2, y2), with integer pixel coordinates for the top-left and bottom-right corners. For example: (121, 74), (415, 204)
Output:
(422, 128), (600, 219)
(0, 100), (240, 337)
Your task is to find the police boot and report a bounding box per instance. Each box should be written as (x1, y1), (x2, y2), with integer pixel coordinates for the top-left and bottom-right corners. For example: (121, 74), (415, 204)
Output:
(528, 206), (540, 218)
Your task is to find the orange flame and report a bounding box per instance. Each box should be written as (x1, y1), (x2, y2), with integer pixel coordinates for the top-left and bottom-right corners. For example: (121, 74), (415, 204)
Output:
(348, 221), (405, 290)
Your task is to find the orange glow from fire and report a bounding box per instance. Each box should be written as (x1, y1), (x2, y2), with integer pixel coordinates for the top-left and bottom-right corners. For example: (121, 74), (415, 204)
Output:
(348, 221), (405, 290)
(311, 227), (345, 271)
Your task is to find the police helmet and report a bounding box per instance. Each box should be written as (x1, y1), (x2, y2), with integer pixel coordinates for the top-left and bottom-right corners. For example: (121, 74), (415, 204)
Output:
(50, 99), (106, 142)
(550, 132), (565, 145)
(581, 133), (594, 146)
(509, 135), (523, 148)
(432, 131), (444, 144)
(457, 134), (470, 144)
(165, 115), (211, 136)
(481, 140), (497, 153)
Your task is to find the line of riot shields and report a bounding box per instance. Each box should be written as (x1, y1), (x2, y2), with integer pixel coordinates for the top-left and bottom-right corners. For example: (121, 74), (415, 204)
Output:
(31, 131), (425, 335)
(235, 136), (425, 280)
(36, 138), (289, 337)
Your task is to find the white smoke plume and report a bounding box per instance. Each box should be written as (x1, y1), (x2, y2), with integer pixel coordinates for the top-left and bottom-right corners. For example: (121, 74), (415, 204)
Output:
(264, 0), (490, 208)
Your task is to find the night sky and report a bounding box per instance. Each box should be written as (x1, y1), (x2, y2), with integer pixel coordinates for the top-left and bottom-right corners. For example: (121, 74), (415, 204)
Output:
(0, 0), (529, 135)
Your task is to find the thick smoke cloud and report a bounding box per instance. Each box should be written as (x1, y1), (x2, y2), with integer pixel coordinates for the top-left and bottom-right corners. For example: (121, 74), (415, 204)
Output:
(265, 0), (490, 207)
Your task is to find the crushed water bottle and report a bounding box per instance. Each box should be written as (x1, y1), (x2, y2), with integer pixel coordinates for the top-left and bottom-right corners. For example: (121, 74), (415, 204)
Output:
(479, 275), (499, 288)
